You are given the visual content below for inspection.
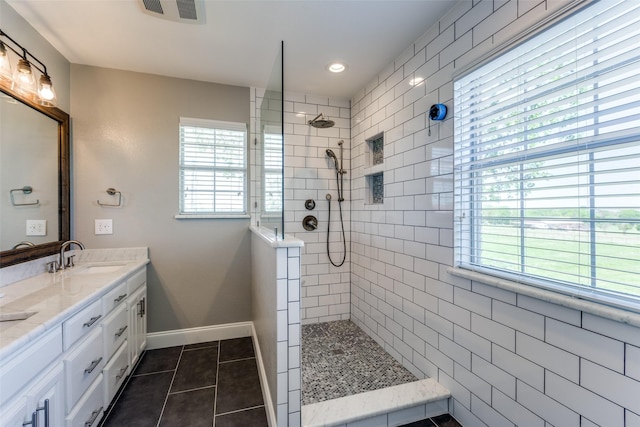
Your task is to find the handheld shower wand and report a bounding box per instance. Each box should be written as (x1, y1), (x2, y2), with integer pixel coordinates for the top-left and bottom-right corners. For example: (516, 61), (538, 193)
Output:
(326, 149), (339, 171)
(325, 141), (347, 267)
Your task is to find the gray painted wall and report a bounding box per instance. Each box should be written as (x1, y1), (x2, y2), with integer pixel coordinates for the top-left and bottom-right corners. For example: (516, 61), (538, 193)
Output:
(70, 65), (252, 333)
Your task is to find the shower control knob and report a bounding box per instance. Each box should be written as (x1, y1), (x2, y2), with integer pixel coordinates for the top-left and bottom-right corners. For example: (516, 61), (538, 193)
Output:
(305, 199), (316, 210)
(303, 215), (318, 231)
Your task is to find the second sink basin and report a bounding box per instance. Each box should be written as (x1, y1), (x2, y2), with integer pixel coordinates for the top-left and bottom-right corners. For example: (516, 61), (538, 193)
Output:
(79, 264), (126, 275)
(0, 311), (37, 322)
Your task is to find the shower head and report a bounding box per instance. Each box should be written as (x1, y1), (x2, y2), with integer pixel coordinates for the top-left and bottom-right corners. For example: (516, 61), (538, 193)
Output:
(326, 149), (339, 170)
(308, 113), (335, 128)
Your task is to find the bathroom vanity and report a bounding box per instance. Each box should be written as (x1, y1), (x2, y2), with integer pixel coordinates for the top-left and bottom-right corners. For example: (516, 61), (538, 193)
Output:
(0, 249), (149, 427)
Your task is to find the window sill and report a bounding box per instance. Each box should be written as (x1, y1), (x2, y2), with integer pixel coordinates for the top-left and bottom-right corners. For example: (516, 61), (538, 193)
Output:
(447, 267), (640, 328)
(174, 214), (250, 219)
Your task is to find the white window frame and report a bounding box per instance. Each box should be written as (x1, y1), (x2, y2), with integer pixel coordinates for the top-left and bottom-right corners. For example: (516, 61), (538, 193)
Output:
(176, 117), (249, 218)
(453, 0), (640, 312)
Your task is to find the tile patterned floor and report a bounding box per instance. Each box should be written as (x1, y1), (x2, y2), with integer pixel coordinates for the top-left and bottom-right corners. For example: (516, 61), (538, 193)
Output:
(400, 414), (464, 427)
(99, 337), (268, 427)
(301, 320), (418, 405)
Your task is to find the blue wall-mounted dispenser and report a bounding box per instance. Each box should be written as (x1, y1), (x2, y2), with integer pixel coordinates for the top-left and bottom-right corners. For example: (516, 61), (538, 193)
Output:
(428, 103), (447, 135)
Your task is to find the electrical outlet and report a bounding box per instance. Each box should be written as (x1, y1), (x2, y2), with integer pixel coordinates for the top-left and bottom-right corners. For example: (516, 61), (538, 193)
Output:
(26, 220), (47, 236)
(95, 219), (113, 235)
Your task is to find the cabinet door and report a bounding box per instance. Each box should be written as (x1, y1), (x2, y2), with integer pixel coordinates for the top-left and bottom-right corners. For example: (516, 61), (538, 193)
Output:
(26, 364), (65, 427)
(135, 285), (147, 357)
(0, 397), (27, 427)
(127, 285), (147, 367)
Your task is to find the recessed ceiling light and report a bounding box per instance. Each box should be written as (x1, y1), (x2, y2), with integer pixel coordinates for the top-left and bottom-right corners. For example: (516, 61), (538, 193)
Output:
(327, 62), (347, 73)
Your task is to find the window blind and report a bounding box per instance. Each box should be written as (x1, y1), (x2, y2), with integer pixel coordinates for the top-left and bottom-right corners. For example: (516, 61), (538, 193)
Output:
(454, 0), (640, 309)
(263, 131), (283, 213)
(179, 118), (247, 215)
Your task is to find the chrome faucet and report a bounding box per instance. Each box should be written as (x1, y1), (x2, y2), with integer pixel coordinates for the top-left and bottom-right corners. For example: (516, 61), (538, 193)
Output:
(59, 240), (85, 270)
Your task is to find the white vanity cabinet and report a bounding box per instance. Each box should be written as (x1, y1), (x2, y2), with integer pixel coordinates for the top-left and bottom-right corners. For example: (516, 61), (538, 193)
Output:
(0, 262), (148, 427)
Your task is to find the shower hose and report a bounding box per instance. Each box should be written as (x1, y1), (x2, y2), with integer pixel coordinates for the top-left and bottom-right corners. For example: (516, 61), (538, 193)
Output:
(327, 170), (347, 267)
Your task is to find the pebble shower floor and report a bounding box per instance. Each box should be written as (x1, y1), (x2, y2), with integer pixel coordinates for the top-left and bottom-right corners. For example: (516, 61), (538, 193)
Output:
(301, 320), (418, 405)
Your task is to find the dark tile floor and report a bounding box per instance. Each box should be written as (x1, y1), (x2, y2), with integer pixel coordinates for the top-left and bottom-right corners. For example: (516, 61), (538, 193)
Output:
(400, 414), (464, 427)
(99, 337), (268, 427)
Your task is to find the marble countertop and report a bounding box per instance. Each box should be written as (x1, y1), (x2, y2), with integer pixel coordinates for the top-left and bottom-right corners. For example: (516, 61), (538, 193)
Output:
(0, 248), (149, 360)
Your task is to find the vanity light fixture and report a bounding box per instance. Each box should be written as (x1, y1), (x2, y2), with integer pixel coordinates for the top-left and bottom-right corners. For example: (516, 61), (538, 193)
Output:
(326, 62), (347, 73)
(0, 29), (58, 107)
(0, 42), (12, 84)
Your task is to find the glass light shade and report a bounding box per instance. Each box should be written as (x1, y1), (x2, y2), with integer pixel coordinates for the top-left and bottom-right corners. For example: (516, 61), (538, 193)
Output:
(38, 74), (57, 107)
(12, 58), (37, 98)
(0, 42), (11, 85)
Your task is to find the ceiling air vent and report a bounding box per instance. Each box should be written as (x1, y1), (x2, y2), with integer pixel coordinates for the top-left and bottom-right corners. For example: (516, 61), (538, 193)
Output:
(139, 0), (205, 24)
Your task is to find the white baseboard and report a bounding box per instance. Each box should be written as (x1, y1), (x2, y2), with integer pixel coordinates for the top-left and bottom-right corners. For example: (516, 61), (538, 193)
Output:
(144, 321), (277, 427)
(145, 321), (253, 349)
(251, 323), (277, 427)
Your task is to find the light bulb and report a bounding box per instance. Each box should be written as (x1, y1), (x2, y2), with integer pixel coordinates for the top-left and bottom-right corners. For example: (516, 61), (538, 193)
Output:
(38, 74), (57, 106)
(12, 58), (36, 97)
(0, 42), (12, 84)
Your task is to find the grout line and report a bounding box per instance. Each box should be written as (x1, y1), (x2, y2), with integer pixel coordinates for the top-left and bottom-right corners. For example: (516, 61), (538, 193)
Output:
(155, 345), (184, 427)
(215, 404), (266, 417)
(212, 340), (221, 427)
(133, 368), (176, 377)
(218, 355), (256, 364)
(183, 344), (219, 352)
(167, 384), (216, 395)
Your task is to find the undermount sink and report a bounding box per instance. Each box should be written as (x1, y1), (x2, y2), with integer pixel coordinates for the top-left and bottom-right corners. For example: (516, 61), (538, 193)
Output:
(0, 311), (37, 322)
(82, 265), (126, 274)
(78, 264), (127, 275)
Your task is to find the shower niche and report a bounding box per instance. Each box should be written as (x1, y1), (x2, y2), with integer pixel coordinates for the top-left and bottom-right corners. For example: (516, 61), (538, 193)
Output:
(363, 133), (384, 204)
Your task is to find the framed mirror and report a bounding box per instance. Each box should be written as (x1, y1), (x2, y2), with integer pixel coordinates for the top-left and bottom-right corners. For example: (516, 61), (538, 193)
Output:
(0, 85), (70, 267)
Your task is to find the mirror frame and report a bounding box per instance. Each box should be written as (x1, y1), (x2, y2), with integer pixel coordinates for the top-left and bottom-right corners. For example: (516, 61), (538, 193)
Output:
(0, 85), (70, 268)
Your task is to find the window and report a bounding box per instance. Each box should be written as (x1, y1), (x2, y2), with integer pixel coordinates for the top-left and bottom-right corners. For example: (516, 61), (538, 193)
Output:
(179, 118), (247, 216)
(454, 0), (640, 309)
(262, 128), (283, 214)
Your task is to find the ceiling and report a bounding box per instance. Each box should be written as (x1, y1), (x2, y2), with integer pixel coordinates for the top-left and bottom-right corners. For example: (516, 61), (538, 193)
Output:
(7, 0), (458, 100)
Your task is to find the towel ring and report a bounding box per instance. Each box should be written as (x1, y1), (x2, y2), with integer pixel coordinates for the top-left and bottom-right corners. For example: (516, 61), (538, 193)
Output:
(10, 186), (39, 206)
(97, 188), (122, 207)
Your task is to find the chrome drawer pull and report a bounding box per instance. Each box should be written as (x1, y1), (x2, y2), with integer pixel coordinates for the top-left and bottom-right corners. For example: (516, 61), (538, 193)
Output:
(84, 407), (103, 427)
(36, 399), (50, 427)
(115, 325), (128, 338)
(115, 365), (129, 380)
(113, 293), (127, 303)
(84, 357), (103, 374)
(83, 315), (102, 328)
(22, 411), (37, 427)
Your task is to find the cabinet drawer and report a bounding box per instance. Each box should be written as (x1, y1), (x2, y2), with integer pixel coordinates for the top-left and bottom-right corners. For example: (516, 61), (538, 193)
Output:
(126, 268), (145, 294)
(63, 299), (103, 350)
(66, 374), (104, 427)
(103, 342), (129, 408)
(102, 303), (128, 360)
(64, 328), (104, 412)
(101, 281), (128, 315)
(0, 326), (62, 403)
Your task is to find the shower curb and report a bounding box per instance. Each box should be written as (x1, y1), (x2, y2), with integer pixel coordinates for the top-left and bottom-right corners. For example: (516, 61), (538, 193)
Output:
(301, 378), (450, 427)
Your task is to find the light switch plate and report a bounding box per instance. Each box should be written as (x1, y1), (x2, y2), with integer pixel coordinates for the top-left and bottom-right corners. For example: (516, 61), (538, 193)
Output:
(95, 219), (113, 235)
(26, 220), (47, 236)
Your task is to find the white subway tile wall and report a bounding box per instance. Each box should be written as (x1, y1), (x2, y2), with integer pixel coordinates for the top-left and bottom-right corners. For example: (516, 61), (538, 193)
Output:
(349, 0), (640, 426)
(275, 246), (302, 427)
(253, 88), (352, 324)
